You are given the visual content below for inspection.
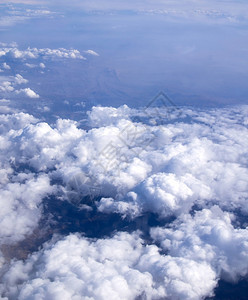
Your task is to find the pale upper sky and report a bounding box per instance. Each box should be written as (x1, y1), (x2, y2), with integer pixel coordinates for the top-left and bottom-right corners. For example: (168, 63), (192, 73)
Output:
(1, 0), (248, 108)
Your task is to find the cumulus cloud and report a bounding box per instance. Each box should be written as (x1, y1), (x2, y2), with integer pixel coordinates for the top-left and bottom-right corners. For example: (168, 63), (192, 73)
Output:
(5, 104), (247, 218)
(0, 231), (217, 300)
(0, 45), (86, 60)
(0, 112), (38, 134)
(0, 114), (53, 243)
(16, 87), (39, 98)
(39, 62), (45, 69)
(0, 81), (14, 93)
(25, 63), (36, 68)
(0, 105), (12, 114)
(0, 74), (28, 94)
(151, 206), (248, 282)
(13, 74), (28, 85)
(2, 63), (10, 70)
(0, 104), (248, 298)
(0, 174), (54, 244)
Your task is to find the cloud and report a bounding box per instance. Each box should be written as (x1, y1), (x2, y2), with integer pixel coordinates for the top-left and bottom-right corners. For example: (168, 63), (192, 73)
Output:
(0, 105), (12, 113)
(0, 44), (85, 59)
(14, 74), (28, 85)
(39, 62), (45, 69)
(0, 104), (247, 298)
(25, 63), (36, 68)
(0, 5), (55, 28)
(0, 44), (86, 60)
(2, 63), (10, 70)
(28, 0), (248, 25)
(0, 174), (54, 244)
(84, 50), (100, 56)
(0, 15), (29, 28)
(0, 81), (14, 92)
(0, 111), (38, 134)
(151, 206), (248, 282)
(0, 231), (217, 300)
(0, 74), (28, 94)
(6, 104), (247, 218)
(0, 112), (55, 272)
(16, 87), (39, 98)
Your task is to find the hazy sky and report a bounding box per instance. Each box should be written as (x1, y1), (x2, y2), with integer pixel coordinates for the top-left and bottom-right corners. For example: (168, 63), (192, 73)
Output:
(1, 0), (248, 108)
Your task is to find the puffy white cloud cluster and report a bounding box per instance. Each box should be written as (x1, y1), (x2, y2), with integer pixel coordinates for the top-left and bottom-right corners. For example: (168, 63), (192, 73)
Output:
(0, 113), (54, 248)
(90, 105), (248, 217)
(2, 63), (10, 70)
(0, 45), (85, 60)
(151, 206), (248, 282)
(16, 87), (39, 98)
(0, 74), (28, 93)
(0, 111), (37, 134)
(0, 173), (54, 244)
(0, 104), (248, 299)
(0, 42), (99, 102)
(0, 231), (217, 300)
(4, 104), (247, 218)
(0, 73), (39, 101)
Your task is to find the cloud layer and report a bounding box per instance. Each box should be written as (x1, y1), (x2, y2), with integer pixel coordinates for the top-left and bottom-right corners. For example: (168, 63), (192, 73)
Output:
(0, 231), (217, 300)
(0, 103), (247, 299)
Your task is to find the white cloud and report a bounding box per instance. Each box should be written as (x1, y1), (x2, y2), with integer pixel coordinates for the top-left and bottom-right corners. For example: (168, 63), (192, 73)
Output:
(0, 104), (247, 298)
(7, 104), (247, 218)
(0, 105), (12, 114)
(0, 45), (86, 60)
(14, 74), (28, 85)
(16, 87), (39, 98)
(151, 206), (248, 282)
(84, 49), (100, 56)
(2, 63), (10, 70)
(0, 74), (28, 95)
(0, 231), (217, 300)
(0, 111), (38, 134)
(25, 63), (36, 68)
(0, 81), (14, 92)
(0, 174), (54, 244)
(39, 62), (45, 68)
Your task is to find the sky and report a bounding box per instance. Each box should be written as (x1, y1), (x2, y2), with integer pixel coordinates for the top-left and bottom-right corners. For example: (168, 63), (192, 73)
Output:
(0, 1), (248, 300)
(1, 0), (248, 112)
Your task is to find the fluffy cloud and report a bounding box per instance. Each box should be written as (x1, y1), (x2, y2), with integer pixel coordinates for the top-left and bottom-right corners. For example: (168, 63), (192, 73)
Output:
(0, 112), (37, 134)
(0, 71), (39, 100)
(5, 104), (247, 218)
(0, 112), (54, 248)
(0, 45), (86, 60)
(151, 206), (248, 282)
(0, 74), (28, 94)
(0, 104), (248, 298)
(0, 174), (54, 244)
(16, 87), (39, 98)
(2, 63), (10, 70)
(0, 231), (217, 300)
(84, 49), (100, 56)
